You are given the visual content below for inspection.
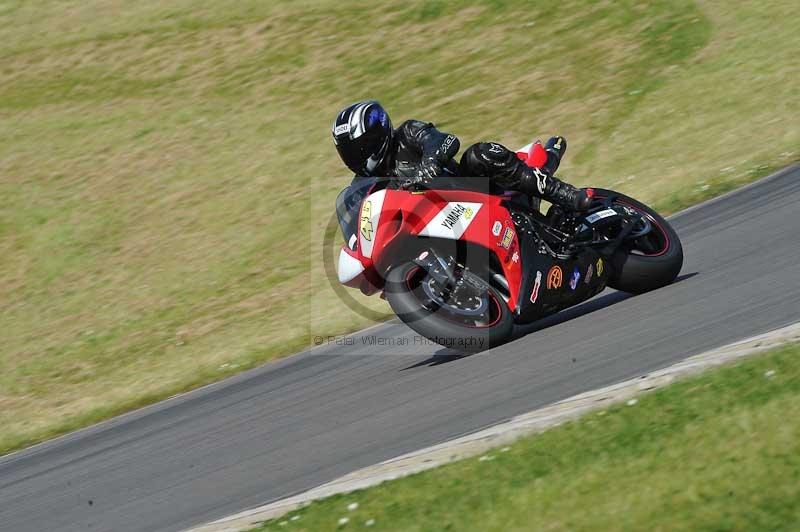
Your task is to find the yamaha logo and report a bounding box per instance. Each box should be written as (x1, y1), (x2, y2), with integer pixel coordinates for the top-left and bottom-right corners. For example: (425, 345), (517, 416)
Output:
(441, 204), (467, 229)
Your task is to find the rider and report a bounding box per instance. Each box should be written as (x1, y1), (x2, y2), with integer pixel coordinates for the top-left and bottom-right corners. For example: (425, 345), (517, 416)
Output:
(333, 100), (591, 244)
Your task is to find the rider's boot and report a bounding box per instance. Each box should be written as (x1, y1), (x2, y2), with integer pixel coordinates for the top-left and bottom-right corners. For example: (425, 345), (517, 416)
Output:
(517, 166), (592, 211)
(541, 136), (567, 174)
(520, 136), (590, 211)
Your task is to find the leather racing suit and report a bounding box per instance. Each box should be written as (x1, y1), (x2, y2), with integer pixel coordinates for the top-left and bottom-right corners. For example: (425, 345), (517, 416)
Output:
(335, 120), (587, 248)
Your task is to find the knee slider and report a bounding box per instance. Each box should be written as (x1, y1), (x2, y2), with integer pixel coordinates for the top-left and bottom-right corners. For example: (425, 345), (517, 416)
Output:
(461, 142), (516, 177)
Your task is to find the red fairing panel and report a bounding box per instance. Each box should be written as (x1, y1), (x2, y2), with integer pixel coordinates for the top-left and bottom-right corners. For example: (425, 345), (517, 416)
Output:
(364, 189), (523, 311)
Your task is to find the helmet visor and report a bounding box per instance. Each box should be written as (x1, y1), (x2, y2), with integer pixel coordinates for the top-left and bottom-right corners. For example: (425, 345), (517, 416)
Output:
(336, 133), (390, 176)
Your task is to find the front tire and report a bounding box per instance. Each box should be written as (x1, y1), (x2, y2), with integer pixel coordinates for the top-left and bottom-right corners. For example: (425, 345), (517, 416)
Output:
(594, 189), (683, 294)
(384, 261), (514, 352)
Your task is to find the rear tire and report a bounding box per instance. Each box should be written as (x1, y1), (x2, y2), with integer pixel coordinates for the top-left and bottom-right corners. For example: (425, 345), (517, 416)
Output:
(594, 189), (683, 294)
(384, 261), (514, 352)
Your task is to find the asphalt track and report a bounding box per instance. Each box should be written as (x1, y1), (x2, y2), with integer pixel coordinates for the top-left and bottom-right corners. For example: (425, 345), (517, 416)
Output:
(1, 166), (799, 532)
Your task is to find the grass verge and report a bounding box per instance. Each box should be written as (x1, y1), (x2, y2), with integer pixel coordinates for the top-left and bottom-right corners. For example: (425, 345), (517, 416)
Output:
(254, 342), (800, 531)
(1, 0), (798, 454)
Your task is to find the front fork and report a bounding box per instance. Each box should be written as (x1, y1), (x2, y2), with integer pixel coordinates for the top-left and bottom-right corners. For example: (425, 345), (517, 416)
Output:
(412, 248), (459, 294)
(410, 248), (493, 310)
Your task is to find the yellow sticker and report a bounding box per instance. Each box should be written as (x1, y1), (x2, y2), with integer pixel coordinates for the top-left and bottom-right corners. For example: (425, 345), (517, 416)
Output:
(596, 258), (604, 276)
(360, 201), (373, 241)
(500, 227), (514, 249)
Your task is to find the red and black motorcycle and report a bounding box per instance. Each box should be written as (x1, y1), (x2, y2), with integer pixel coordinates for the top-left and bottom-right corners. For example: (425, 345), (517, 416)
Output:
(336, 141), (683, 351)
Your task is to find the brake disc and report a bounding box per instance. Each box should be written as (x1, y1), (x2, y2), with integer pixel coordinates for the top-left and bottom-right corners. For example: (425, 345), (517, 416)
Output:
(420, 274), (490, 317)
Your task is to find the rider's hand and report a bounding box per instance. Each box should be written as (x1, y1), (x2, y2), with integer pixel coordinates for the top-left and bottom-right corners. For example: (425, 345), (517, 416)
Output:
(417, 158), (442, 181)
(399, 172), (430, 190)
(399, 160), (442, 189)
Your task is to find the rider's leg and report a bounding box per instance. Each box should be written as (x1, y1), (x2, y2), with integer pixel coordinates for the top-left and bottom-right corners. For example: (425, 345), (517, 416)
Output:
(460, 141), (590, 211)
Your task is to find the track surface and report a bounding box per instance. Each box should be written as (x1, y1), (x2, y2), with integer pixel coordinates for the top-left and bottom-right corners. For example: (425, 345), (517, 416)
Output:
(2, 167), (799, 532)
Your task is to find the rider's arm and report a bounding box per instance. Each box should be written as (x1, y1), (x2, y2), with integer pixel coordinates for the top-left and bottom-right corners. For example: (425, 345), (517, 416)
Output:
(398, 120), (460, 166)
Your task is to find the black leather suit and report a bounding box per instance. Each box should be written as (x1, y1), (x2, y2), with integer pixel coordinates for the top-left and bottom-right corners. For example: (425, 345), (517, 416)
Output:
(336, 120), (570, 247)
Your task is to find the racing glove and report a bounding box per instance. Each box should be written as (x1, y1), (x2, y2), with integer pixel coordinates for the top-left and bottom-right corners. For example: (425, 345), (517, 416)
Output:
(397, 158), (441, 189)
(417, 157), (443, 180)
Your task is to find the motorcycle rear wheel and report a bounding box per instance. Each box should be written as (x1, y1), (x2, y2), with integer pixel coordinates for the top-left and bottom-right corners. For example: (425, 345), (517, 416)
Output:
(592, 189), (683, 294)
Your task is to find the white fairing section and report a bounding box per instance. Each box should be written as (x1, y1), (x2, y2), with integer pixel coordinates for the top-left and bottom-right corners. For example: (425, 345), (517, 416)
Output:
(359, 189), (387, 258)
(338, 248), (365, 284)
(418, 202), (483, 239)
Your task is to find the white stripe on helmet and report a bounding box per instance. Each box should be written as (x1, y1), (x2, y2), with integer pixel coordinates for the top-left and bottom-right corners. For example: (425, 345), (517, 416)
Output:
(350, 102), (371, 139)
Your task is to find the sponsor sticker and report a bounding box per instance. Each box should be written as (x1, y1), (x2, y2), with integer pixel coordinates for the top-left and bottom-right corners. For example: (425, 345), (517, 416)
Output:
(585, 263), (594, 284)
(533, 167), (548, 194)
(546, 265), (563, 290)
(569, 266), (581, 290)
(358, 189), (386, 258)
(530, 271), (542, 303)
(499, 227), (514, 249)
(334, 123), (350, 136)
(596, 258), (604, 276)
(417, 251), (429, 261)
(585, 209), (617, 224)
(492, 221), (502, 236)
(441, 203), (468, 230)
(360, 201), (373, 241)
(504, 243), (517, 264)
(419, 202), (482, 240)
(511, 250), (519, 264)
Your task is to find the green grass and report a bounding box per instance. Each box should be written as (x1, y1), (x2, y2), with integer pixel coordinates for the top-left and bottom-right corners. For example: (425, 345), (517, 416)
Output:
(1, 0), (798, 455)
(254, 343), (800, 531)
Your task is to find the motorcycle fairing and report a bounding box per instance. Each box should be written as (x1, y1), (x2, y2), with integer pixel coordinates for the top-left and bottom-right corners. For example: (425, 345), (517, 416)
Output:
(510, 207), (610, 323)
(341, 187), (525, 310)
(336, 140), (605, 313)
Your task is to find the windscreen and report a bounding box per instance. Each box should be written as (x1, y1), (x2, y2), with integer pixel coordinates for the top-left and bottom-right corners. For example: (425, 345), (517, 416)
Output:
(334, 177), (377, 249)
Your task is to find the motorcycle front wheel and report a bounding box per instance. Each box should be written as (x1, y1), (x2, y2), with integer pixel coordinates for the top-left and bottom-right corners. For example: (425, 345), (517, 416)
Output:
(384, 261), (514, 352)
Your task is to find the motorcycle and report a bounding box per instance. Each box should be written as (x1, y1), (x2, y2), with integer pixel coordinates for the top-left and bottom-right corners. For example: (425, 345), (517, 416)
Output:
(336, 141), (683, 351)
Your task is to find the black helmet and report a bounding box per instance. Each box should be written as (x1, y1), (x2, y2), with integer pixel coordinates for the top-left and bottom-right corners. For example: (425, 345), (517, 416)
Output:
(332, 100), (393, 176)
